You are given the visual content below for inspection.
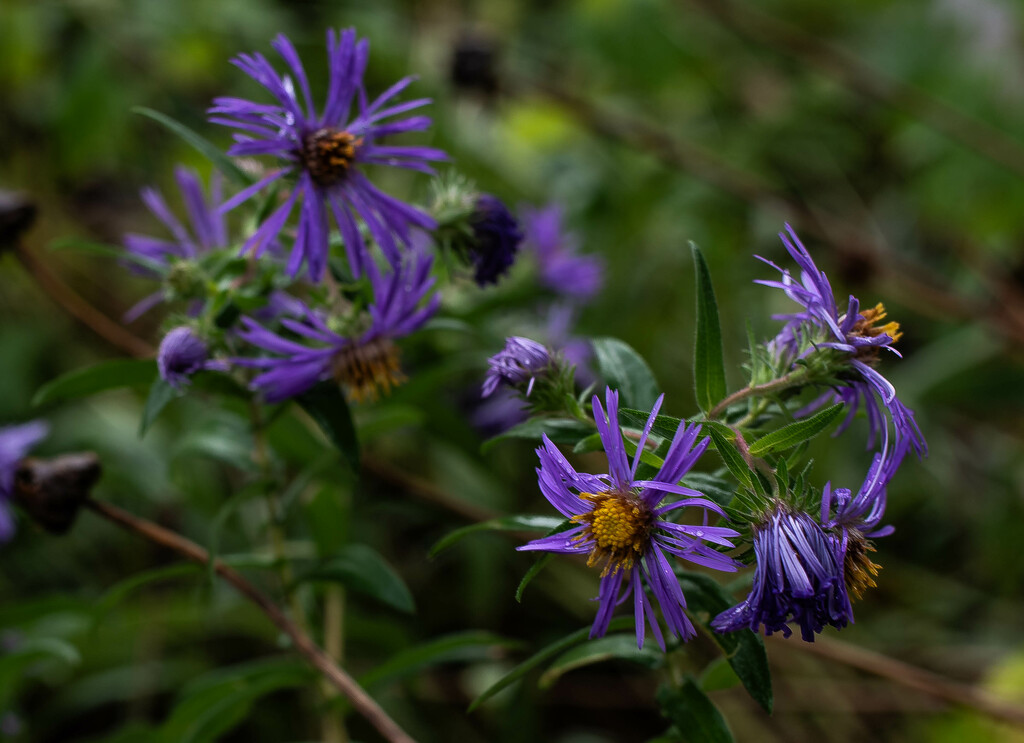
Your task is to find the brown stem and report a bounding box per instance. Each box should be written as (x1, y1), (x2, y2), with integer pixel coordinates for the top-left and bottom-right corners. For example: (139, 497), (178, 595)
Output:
(362, 455), (500, 523)
(707, 371), (805, 420)
(83, 498), (417, 743)
(771, 634), (1024, 727)
(13, 242), (154, 359)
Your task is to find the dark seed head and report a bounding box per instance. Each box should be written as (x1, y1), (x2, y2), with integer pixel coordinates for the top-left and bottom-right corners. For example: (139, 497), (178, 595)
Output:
(0, 190), (37, 251)
(302, 128), (362, 188)
(13, 453), (101, 534)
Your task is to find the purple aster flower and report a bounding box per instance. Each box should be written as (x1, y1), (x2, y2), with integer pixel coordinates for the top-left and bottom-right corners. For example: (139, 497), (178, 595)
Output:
(482, 336), (551, 398)
(757, 224), (926, 459)
(819, 437), (909, 603)
(466, 195), (523, 286)
(157, 327), (229, 389)
(522, 204), (604, 300)
(209, 30), (447, 281)
(0, 420), (49, 541)
(711, 507), (851, 642)
(519, 388), (739, 649)
(237, 249), (439, 402)
(123, 166), (228, 321)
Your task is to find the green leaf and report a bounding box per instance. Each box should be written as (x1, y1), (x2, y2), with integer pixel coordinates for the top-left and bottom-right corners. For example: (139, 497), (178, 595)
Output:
(133, 107), (253, 187)
(700, 656), (742, 693)
(657, 679), (734, 743)
(0, 637), (81, 669)
(94, 563), (201, 619)
(48, 237), (168, 275)
(681, 472), (736, 509)
(359, 631), (520, 691)
(430, 515), (566, 558)
(33, 359), (157, 406)
(515, 553), (553, 602)
(296, 382), (360, 472)
(572, 432), (604, 454)
(139, 378), (182, 436)
(296, 544), (415, 614)
(538, 634), (661, 689)
(468, 616), (633, 712)
(619, 408), (683, 439)
(676, 571), (773, 713)
(705, 427), (751, 489)
(591, 337), (660, 410)
(692, 243), (727, 413)
(747, 403), (845, 457)
(158, 659), (312, 743)
(482, 418), (593, 453)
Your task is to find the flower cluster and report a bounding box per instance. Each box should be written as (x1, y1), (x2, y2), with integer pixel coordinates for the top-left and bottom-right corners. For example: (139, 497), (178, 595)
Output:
(519, 388), (739, 648)
(709, 226), (926, 641)
(209, 30), (446, 281)
(756, 224), (926, 463)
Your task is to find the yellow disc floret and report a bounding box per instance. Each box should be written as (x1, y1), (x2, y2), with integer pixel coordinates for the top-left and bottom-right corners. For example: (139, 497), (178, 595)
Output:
(844, 531), (881, 601)
(572, 491), (653, 577)
(331, 337), (405, 403)
(303, 128), (363, 187)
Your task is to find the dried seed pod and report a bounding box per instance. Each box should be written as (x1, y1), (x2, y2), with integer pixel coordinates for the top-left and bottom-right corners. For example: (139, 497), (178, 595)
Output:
(13, 453), (101, 534)
(0, 190), (37, 251)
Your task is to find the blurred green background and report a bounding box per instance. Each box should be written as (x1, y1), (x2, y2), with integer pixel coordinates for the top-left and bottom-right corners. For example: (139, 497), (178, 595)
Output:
(2, 0), (1024, 741)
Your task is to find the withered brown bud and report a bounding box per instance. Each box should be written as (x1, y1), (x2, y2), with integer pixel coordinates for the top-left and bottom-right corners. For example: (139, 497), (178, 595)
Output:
(451, 33), (499, 97)
(0, 190), (37, 251)
(13, 453), (101, 534)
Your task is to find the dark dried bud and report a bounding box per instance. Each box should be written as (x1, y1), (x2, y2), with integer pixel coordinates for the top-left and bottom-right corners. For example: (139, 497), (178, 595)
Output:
(0, 190), (37, 251)
(13, 453), (101, 534)
(451, 33), (499, 96)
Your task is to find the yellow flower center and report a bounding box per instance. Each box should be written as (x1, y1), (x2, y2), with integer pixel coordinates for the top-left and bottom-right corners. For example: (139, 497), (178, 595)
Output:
(303, 128), (363, 187)
(572, 492), (652, 577)
(331, 337), (405, 404)
(845, 302), (902, 364)
(844, 532), (881, 601)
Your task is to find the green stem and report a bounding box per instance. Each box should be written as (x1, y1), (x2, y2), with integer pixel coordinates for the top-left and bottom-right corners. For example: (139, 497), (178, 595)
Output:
(321, 587), (348, 743)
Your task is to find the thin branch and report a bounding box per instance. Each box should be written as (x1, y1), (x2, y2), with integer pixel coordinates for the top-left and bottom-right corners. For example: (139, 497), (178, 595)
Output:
(771, 634), (1024, 727)
(83, 498), (417, 743)
(14, 241), (154, 358)
(707, 371), (806, 421)
(362, 455), (501, 523)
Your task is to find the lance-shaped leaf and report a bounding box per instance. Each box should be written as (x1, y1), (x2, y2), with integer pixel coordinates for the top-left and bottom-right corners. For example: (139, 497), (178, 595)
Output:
(705, 427), (751, 489)
(296, 382), (360, 472)
(747, 403), (845, 456)
(657, 679), (734, 743)
(676, 571), (773, 713)
(430, 515), (567, 558)
(468, 616), (634, 712)
(692, 243), (727, 413)
(591, 337), (660, 410)
(360, 631), (522, 691)
(482, 418), (594, 453)
(139, 378), (182, 436)
(296, 544), (415, 614)
(539, 634), (662, 688)
(619, 408), (684, 440)
(134, 107), (253, 187)
(33, 360), (157, 407)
